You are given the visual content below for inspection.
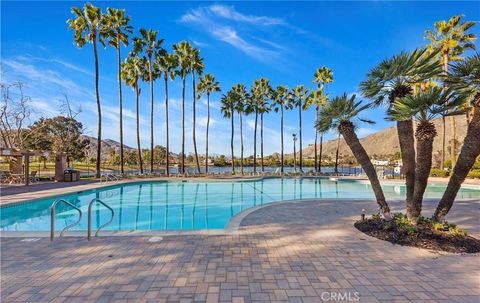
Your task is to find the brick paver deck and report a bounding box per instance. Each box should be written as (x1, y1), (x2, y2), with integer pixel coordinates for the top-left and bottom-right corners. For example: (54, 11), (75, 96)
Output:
(1, 199), (479, 302)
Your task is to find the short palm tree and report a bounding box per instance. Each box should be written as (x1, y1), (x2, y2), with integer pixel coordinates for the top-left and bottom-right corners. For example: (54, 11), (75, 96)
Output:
(232, 84), (249, 175)
(360, 48), (442, 219)
(425, 15), (477, 169)
(101, 8), (132, 175)
(289, 85), (309, 172)
(197, 74), (221, 174)
(173, 41), (193, 175)
(121, 55), (146, 174)
(190, 48), (204, 174)
(317, 94), (391, 219)
(221, 91), (236, 174)
(434, 54), (480, 221)
(272, 85), (290, 174)
(67, 3), (104, 178)
(133, 28), (163, 173)
(313, 67), (333, 172)
(389, 87), (465, 223)
(154, 51), (178, 176)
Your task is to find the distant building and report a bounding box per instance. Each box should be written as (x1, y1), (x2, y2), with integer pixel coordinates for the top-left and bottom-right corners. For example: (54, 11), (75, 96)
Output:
(371, 159), (389, 166)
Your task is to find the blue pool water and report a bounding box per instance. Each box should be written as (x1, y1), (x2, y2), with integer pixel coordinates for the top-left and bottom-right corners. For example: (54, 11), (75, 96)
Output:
(1, 178), (479, 231)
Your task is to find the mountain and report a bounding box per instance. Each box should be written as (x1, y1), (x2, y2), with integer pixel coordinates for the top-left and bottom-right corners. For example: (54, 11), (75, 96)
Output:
(296, 116), (469, 163)
(82, 135), (135, 154)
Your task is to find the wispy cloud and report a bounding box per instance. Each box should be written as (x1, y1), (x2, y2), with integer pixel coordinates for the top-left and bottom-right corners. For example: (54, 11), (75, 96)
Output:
(179, 5), (287, 63)
(208, 4), (285, 26)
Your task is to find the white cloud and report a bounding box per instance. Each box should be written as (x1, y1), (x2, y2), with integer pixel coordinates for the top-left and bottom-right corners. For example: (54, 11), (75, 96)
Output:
(208, 5), (285, 26)
(179, 5), (286, 63)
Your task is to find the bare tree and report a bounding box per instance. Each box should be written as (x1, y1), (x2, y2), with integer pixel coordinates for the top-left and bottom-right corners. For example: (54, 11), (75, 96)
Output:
(0, 82), (32, 149)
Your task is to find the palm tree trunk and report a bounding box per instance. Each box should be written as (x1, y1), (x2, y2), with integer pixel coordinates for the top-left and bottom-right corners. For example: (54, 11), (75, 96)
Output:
(314, 107), (318, 172)
(149, 58), (154, 174)
(339, 122), (391, 219)
(280, 106), (284, 174)
(240, 112), (244, 175)
(411, 121), (437, 222)
(450, 116), (457, 167)
(93, 38), (102, 179)
(334, 133), (340, 174)
(397, 119), (416, 220)
(231, 112), (235, 174)
(192, 71), (200, 174)
(164, 74), (169, 177)
(205, 92), (210, 174)
(261, 113), (264, 172)
(181, 76), (185, 175)
(441, 116), (446, 169)
(117, 45), (124, 175)
(434, 107), (480, 221)
(135, 84), (143, 174)
(319, 133), (323, 173)
(298, 105), (303, 172)
(253, 111), (258, 173)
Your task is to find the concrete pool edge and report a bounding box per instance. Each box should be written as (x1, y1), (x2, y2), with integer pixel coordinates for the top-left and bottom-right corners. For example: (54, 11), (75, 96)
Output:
(2, 198), (479, 238)
(2, 175), (479, 207)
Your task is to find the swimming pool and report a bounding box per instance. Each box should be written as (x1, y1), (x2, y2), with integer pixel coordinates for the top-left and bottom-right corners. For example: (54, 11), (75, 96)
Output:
(1, 178), (479, 232)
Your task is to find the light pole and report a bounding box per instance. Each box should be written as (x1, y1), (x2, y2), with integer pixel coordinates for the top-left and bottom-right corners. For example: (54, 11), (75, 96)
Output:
(292, 133), (297, 172)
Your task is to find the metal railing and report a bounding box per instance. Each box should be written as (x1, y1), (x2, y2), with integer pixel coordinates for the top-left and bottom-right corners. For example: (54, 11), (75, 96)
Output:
(88, 198), (114, 241)
(50, 199), (83, 241)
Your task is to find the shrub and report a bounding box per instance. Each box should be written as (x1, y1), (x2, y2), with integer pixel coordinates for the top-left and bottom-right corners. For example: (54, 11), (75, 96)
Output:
(430, 168), (449, 177)
(432, 222), (445, 231)
(449, 225), (467, 236)
(371, 213), (381, 220)
(406, 226), (417, 235)
(394, 213), (411, 226)
(467, 170), (480, 179)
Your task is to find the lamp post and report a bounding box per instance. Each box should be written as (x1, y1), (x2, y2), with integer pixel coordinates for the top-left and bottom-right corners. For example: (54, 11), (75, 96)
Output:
(292, 133), (297, 172)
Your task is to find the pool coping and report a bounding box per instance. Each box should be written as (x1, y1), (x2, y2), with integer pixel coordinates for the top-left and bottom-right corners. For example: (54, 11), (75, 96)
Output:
(2, 175), (479, 207)
(2, 197), (479, 238)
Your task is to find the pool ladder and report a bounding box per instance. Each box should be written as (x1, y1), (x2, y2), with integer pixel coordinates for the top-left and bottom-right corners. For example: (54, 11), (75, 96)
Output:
(50, 198), (114, 241)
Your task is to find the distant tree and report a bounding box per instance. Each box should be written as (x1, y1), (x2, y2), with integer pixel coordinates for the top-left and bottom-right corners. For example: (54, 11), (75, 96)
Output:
(27, 116), (89, 167)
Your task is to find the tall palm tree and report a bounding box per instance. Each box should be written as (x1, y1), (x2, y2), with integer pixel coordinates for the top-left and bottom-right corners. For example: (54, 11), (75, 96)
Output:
(434, 54), (480, 221)
(360, 48), (442, 220)
(232, 84), (248, 175)
(121, 55), (146, 174)
(248, 78), (271, 173)
(312, 67), (333, 172)
(190, 48), (204, 174)
(68, 3), (104, 178)
(155, 51), (178, 176)
(389, 87), (465, 223)
(133, 29), (163, 173)
(101, 8), (132, 175)
(317, 94), (391, 219)
(425, 15), (477, 169)
(197, 74), (221, 174)
(221, 91), (236, 174)
(272, 85), (290, 174)
(173, 41), (193, 175)
(289, 85), (309, 172)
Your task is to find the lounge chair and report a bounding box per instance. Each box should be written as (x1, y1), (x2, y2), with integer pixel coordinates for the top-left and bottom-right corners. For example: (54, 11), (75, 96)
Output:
(30, 171), (39, 183)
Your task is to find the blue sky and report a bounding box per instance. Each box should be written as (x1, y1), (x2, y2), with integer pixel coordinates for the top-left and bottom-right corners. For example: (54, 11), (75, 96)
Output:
(2, 1), (479, 156)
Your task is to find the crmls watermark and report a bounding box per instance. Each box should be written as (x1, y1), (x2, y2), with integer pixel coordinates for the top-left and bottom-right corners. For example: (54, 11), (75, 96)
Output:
(320, 291), (360, 302)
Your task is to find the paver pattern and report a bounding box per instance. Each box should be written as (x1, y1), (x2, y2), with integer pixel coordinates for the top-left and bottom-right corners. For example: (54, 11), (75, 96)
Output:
(1, 199), (479, 302)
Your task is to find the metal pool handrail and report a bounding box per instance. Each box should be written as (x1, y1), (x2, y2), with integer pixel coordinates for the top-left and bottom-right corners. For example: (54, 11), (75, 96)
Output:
(50, 199), (83, 241)
(88, 198), (114, 241)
